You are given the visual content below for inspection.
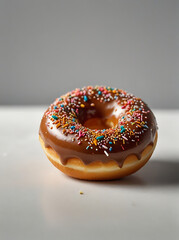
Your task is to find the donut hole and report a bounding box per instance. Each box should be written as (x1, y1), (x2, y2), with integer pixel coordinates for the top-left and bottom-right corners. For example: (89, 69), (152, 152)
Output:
(78, 104), (119, 130)
(83, 117), (115, 130)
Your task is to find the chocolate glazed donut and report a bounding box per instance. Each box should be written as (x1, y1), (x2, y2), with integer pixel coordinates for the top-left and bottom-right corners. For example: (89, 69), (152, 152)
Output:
(39, 86), (158, 180)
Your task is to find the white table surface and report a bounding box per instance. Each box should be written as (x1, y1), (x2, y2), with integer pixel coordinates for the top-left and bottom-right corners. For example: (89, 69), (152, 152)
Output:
(0, 107), (179, 240)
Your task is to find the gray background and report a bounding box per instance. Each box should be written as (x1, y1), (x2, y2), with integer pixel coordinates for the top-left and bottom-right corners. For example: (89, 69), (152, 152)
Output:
(0, 0), (178, 108)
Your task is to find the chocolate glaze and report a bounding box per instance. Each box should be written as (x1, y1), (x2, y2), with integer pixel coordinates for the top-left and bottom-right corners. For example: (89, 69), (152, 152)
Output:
(39, 87), (157, 167)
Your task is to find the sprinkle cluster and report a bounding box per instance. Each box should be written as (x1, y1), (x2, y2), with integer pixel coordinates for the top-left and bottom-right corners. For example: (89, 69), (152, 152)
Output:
(45, 86), (150, 156)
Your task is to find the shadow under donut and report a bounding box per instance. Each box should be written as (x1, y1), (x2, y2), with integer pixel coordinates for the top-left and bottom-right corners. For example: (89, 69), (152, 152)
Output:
(76, 159), (179, 187)
(134, 159), (179, 186)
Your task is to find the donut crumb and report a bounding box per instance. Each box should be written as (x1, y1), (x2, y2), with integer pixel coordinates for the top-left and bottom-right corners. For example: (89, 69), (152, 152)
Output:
(79, 191), (84, 195)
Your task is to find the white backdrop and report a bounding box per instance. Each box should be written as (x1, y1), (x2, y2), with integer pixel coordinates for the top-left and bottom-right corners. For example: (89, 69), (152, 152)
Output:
(0, 0), (178, 108)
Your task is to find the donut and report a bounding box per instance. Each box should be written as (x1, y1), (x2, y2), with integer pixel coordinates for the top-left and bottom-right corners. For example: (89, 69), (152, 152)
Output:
(39, 86), (157, 180)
